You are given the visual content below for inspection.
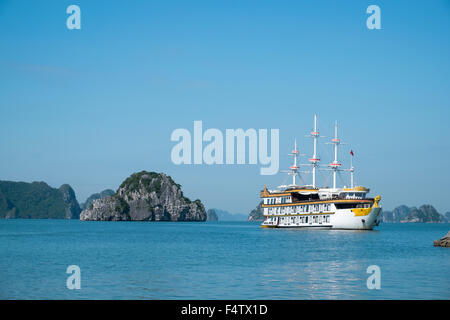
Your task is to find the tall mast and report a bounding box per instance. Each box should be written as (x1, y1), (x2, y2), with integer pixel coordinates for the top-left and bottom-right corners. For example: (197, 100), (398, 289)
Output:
(329, 121), (342, 188)
(308, 114), (320, 188)
(350, 154), (354, 188)
(290, 139), (299, 186)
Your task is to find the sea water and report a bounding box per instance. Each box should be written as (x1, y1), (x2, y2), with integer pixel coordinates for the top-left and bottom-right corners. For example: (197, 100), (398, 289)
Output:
(0, 219), (448, 299)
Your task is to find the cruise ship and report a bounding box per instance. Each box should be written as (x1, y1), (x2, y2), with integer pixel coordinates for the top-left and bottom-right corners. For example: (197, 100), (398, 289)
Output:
(261, 115), (381, 230)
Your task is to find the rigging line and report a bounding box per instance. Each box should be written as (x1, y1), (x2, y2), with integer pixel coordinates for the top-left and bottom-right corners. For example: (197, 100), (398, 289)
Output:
(280, 174), (289, 187)
(323, 171), (332, 188)
(321, 142), (334, 168)
(297, 173), (306, 185)
(337, 171), (347, 187)
(315, 168), (323, 188)
(318, 166), (331, 188)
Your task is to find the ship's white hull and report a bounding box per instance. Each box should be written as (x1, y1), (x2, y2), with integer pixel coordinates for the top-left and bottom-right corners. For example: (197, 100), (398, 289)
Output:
(261, 207), (382, 230)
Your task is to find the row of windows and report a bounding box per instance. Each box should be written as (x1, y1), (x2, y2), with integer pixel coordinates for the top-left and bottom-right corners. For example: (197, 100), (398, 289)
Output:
(276, 215), (331, 224)
(265, 203), (333, 215)
(264, 196), (291, 205)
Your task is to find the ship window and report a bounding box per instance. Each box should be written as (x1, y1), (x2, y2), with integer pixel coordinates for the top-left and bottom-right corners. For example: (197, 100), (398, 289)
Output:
(335, 203), (359, 209)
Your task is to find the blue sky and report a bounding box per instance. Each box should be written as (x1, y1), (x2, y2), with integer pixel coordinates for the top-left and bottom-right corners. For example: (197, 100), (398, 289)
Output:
(0, 0), (449, 214)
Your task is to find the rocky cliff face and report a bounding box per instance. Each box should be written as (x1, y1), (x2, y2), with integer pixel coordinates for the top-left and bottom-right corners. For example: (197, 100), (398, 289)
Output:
(81, 189), (115, 210)
(248, 201), (264, 221)
(81, 196), (130, 221)
(59, 184), (82, 219)
(80, 171), (207, 221)
(433, 231), (450, 247)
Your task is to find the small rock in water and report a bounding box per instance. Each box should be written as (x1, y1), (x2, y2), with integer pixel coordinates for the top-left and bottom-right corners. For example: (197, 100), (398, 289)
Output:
(433, 231), (450, 247)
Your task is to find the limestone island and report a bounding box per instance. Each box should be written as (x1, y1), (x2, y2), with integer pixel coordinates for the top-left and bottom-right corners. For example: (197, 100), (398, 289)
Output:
(80, 171), (206, 221)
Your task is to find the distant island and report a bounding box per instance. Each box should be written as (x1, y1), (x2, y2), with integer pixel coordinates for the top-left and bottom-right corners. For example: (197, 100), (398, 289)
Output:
(381, 205), (449, 223)
(0, 181), (81, 219)
(80, 189), (115, 210)
(206, 209), (218, 221)
(80, 171), (206, 221)
(212, 209), (248, 221)
(206, 208), (247, 221)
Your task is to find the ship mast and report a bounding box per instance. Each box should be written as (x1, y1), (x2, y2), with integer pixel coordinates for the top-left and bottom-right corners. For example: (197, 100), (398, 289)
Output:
(329, 121), (342, 188)
(289, 139), (299, 185)
(308, 114), (320, 188)
(350, 154), (354, 188)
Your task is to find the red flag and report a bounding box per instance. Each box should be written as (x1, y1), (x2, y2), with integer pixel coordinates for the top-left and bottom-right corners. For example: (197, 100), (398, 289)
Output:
(350, 150), (354, 156)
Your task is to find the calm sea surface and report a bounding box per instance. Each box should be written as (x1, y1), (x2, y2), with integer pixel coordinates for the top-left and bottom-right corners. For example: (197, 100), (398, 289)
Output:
(0, 219), (448, 299)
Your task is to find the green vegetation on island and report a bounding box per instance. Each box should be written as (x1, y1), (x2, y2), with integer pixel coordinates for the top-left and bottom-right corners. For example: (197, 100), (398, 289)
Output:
(0, 181), (81, 219)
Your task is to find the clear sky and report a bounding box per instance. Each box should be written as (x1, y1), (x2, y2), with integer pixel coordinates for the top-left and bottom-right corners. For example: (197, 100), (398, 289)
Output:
(0, 0), (449, 214)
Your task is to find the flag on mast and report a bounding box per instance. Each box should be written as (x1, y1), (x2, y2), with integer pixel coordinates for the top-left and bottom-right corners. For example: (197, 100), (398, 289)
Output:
(350, 150), (354, 156)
